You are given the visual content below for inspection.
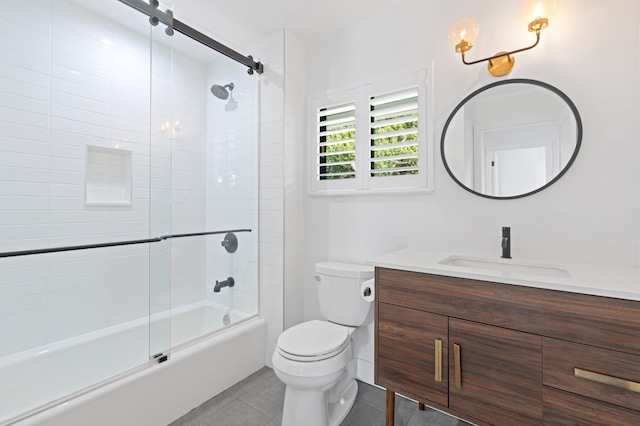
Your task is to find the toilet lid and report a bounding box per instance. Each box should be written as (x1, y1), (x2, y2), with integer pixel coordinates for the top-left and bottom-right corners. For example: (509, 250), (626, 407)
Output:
(277, 320), (349, 362)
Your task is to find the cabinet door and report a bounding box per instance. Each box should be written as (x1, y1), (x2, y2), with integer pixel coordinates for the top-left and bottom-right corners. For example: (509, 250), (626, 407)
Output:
(449, 318), (542, 425)
(376, 302), (448, 407)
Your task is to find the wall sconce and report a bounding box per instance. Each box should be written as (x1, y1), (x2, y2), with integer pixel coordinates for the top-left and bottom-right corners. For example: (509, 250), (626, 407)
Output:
(449, 0), (558, 77)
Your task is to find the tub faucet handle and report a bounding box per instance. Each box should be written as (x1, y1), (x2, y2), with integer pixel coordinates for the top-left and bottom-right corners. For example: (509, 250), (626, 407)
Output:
(221, 232), (238, 253)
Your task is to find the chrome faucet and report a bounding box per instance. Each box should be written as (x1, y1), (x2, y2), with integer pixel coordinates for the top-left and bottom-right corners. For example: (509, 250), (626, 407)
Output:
(501, 227), (511, 259)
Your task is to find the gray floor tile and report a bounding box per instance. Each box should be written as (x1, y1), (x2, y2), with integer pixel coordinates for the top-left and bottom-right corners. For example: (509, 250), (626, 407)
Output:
(181, 398), (267, 426)
(408, 407), (473, 426)
(340, 400), (386, 426)
(238, 378), (285, 418)
(226, 367), (277, 398)
(170, 366), (468, 426)
(265, 413), (282, 426)
(353, 383), (418, 425)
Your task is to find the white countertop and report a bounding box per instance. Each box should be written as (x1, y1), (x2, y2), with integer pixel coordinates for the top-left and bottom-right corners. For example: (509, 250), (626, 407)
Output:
(367, 248), (640, 301)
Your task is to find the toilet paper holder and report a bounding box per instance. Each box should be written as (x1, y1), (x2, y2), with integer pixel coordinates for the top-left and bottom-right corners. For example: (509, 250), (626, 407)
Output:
(361, 278), (375, 302)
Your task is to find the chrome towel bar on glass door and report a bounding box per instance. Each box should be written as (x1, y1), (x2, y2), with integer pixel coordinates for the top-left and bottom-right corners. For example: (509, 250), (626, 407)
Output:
(0, 229), (252, 258)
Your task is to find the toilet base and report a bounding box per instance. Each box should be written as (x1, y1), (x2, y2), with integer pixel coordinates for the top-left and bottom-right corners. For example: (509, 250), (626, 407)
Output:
(281, 378), (358, 426)
(328, 379), (358, 426)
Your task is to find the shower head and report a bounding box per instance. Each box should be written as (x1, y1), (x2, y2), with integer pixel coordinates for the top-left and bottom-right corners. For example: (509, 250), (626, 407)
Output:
(211, 82), (234, 100)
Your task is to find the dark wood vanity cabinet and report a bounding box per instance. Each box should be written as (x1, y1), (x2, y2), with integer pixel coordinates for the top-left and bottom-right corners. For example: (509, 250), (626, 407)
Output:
(374, 267), (640, 426)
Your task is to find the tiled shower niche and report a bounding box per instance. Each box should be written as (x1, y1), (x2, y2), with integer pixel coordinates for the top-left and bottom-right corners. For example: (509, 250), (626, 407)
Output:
(85, 145), (132, 206)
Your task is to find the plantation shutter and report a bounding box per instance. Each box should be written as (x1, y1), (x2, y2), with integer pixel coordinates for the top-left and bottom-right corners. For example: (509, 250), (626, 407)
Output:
(316, 101), (357, 181)
(309, 70), (429, 194)
(369, 88), (420, 177)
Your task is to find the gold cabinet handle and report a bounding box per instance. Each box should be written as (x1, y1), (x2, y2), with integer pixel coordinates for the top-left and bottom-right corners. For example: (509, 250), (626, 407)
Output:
(574, 368), (640, 393)
(434, 339), (442, 382)
(454, 343), (461, 389)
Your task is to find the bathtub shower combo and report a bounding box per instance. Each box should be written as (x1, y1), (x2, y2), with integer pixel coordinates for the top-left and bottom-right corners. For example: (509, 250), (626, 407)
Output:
(0, 1), (265, 425)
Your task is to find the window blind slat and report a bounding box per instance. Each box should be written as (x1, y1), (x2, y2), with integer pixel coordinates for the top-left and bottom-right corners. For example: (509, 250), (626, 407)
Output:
(318, 160), (356, 168)
(371, 153), (419, 162)
(318, 138), (356, 148)
(318, 127), (356, 138)
(371, 166), (419, 175)
(319, 150), (356, 158)
(370, 140), (419, 151)
(317, 171), (356, 178)
(370, 88), (418, 106)
(318, 103), (356, 117)
(318, 116), (355, 128)
(371, 128), (418, 141)
(370, 115), (417, 129)
(370, 101), (418, 118)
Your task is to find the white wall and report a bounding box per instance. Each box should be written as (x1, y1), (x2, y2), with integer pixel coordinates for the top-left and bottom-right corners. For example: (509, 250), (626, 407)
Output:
(283, 31), (307, 331)
(303, 0), (640, 382)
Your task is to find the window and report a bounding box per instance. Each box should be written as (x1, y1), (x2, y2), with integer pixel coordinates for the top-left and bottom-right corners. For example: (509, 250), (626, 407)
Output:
(310, 71), (431, 194)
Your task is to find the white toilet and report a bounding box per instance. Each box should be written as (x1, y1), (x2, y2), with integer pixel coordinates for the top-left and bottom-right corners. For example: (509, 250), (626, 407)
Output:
(272, 261), (374, 426)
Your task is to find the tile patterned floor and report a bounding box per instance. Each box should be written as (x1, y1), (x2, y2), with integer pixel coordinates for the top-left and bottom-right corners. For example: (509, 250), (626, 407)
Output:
(169, 367), (472, 426)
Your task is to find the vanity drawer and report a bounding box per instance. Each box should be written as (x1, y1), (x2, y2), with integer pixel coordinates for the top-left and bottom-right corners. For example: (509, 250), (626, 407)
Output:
(543, 387), (640, 425)
(543, 337), (640, 411)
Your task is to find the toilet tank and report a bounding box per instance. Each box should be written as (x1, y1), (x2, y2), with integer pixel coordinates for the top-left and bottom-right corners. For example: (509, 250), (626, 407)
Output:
(315, 261), (374, 327)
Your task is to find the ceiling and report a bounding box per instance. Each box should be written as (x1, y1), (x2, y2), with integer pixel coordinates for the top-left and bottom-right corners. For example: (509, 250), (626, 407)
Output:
(172, 0), (420, 47)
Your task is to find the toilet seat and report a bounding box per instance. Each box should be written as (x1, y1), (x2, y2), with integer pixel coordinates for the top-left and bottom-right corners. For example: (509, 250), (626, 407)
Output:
(277, 320), (349, 362)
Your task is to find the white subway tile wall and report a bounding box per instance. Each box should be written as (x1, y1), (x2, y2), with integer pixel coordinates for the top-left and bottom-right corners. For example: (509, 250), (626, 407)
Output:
(0, 0), (264, 358)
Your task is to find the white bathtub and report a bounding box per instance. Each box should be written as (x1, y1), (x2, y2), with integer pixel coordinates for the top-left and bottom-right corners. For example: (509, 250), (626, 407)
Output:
(0, 302), (266, 426)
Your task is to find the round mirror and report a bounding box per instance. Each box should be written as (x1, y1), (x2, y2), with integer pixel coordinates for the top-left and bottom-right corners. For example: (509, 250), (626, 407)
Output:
(441, 79), (582, 199)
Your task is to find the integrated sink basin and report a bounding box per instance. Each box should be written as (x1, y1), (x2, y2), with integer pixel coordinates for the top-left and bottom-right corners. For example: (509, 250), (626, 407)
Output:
(439, 255), (571, 278)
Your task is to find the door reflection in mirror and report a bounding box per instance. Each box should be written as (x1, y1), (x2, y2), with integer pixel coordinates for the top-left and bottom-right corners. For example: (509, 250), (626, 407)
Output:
(441, 79), (582, 199)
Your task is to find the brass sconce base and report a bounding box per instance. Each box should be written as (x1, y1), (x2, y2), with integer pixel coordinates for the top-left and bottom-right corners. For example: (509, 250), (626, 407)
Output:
(487, 51), (515, 76)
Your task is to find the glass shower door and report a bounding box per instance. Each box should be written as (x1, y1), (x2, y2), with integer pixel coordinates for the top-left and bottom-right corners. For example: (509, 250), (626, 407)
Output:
(164, 23), (260, 349)
(0, 0), (171, 422)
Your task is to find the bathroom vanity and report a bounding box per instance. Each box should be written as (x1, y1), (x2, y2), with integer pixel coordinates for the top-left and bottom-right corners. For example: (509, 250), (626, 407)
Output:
(371, 249), (640, 426)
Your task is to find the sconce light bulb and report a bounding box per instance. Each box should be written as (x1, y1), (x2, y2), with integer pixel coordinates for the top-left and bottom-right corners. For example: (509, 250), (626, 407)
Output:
(449, 17), (479, 49)
(521, 0), (558, 31)
(534, 1), (543, 18)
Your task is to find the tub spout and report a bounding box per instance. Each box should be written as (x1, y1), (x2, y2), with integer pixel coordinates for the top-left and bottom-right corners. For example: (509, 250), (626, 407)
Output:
(214, 277), (235, 293)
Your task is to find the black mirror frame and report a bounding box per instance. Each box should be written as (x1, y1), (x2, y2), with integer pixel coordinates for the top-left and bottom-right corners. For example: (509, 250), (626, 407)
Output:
(440, 78), (583, 200)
